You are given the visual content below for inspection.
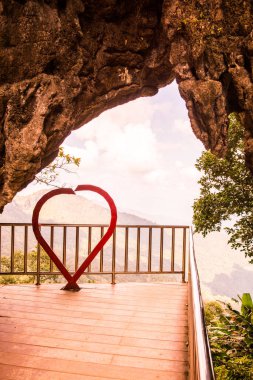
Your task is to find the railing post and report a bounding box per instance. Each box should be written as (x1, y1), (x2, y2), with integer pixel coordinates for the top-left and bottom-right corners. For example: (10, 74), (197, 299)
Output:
(124, 227), (128, 272)
(11, 225), (15, 273)
(63, 226), (67, 267)
(50, 226), (54, 272)
(36, 224), (41, 286)
(24, 226), (28, 274)
(136, 227), (140, 273)
(148, 227), (152, 272)
(36, 243), (41, 285)
(88, 226), (92, 272)
(75, 226), (79, 272)
(100, 226), (104, 272)
(182, 227), (187, 283)
(111, 230), (116, 285)
(171, 227), (175, 272)
(159, 227), (164, 272)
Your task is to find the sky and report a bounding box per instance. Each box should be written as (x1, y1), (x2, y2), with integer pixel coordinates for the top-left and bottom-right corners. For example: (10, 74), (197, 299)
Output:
(23, 81), (204, 224)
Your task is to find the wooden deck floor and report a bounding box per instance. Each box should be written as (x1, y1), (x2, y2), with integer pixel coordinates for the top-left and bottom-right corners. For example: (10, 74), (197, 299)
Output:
(0, 283), (188, 380)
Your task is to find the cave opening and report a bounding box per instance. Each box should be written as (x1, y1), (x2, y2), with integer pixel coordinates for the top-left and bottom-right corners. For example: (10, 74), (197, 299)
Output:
(53, 81), (204, 225)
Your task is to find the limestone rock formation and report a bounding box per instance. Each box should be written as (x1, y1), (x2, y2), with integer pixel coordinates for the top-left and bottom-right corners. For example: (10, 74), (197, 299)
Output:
(0, 0), (252, 210)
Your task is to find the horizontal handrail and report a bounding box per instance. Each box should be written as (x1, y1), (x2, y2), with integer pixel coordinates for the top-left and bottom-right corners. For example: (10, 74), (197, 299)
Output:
(0, 223), (190, 228)
(188, 227), (215, 380)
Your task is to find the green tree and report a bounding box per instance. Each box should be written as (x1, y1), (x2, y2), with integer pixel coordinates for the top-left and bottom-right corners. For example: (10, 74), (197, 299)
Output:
(35, 147), (81, 187)
(193, 113), (253, 262)
(0, 248), (60, 284)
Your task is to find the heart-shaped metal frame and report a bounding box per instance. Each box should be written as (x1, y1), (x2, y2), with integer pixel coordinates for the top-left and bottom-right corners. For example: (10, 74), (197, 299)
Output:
(32, 185), (117, 291)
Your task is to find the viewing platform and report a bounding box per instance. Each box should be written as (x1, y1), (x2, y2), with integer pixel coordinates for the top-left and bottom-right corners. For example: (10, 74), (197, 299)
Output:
(0, 283), (188, 380)
(0, 224), (214, 379)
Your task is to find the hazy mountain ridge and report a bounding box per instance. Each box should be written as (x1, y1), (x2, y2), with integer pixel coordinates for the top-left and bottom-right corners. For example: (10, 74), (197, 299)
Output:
(0, 189), (153, 226)
(194, 232), (253, 299)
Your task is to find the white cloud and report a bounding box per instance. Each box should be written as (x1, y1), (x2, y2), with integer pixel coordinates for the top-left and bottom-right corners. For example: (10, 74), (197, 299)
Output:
(144, 169), (168, 183)
(173, 118), (192, 136)
(175, 160), (184, 168)
(66, 116), (160, 176)
(24, 84), (203, 224)
(105, 122), (158, 173)
(180, 166), (200, 179)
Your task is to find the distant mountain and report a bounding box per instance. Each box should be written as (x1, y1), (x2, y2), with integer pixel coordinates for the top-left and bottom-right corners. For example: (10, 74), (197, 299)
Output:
(194, 231), (253, 299)
(0, 189), (253, 299)
(0, 189), (152, 225)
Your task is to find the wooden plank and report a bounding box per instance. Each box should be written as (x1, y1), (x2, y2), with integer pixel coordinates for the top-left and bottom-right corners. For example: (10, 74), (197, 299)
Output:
(0, 351), (187, 380)
(0, 285), (188, 298)
(112, 355), (188, 372)
(0, 314), (187, 341)
(0, 297), (188, 318)
(0, 341), (113, 364)
(0, 304), (188, 333)
(0, 363), (114, 380)
(0, 331), (188, 361)
(0, 283), (188, 298)
(0, 323), (188, 351)
(0, 319), (187, 338)
(120, 336), (188, 351)
(0, 288), (187, 305)
(0, 287), (187, 310)
(0, 296), (188, 325)
(0, 294), (188, 313)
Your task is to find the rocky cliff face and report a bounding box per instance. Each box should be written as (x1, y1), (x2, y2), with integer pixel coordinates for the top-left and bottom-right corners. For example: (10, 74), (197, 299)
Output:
(0, 0), (252, 210)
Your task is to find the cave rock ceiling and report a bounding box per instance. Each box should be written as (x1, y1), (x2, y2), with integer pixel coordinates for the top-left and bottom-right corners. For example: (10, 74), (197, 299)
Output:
(0, 0), (252, 210)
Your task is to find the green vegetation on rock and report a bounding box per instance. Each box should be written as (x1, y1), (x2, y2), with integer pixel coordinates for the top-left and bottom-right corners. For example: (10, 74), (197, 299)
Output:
(193, 113), (253, 262)
(35, 147), (81, 187)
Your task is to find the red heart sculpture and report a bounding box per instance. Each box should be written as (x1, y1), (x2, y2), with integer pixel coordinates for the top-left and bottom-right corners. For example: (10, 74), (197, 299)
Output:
(32, 185), (117, 291)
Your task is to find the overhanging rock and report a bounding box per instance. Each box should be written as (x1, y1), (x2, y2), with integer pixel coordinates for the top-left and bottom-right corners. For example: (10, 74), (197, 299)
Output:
(0, 0), (252, 210)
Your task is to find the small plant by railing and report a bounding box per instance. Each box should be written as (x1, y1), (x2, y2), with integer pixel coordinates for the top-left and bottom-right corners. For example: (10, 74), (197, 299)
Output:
(205, 293), (253, 380)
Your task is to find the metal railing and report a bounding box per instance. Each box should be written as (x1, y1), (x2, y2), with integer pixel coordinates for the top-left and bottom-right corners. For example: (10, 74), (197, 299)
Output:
(188, 227), (215, 380)
(0, 223), (188, 285)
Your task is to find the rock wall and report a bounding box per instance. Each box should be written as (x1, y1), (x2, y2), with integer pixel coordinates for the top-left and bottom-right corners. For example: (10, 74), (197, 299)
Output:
(0, 0), (252, 210)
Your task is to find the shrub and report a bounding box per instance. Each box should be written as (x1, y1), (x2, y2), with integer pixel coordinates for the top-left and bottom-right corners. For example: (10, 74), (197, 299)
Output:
(205, 293), (253, 379)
